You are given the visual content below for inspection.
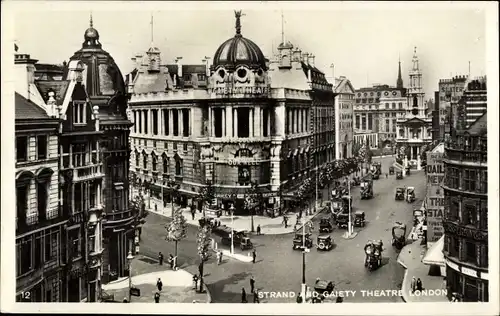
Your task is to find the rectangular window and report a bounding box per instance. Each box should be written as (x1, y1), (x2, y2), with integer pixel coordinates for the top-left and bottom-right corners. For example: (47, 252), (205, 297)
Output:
(447, 167), (460, 189)
(263, 109), (269, 137)
(16, 136), (28, 162)
(44, 231), (57, 262)
(481, 170), (487, 193)
(385, 103), (389, 109)
(385, 119), (390, 133)
(237, 108), (250, 138)
(133, 111), (137, 133)
(182, 109), (190, 137)
(197, 74), (206, 81)
(392, 119), (397, 132)
(152, 110), (158, 135)
(392, 103), (396, 109)
(361, 116), (366, 130)
(183, 143), (188, 152)
(37, 135), (48, 160)
(18, 237), (33, 275)
(399, 102), (403, 109)
(214, 108), (223, 138)
(355, 116), (360, 129)
(37, 181), (48, 221)
(173, 110), (179, 136)
(368, 113), (373, 130)
(69, 229), (81, 258)
(464, 169), (477, 191)
(465, 241), (477, 265)
(463, 203), (477, 226)
(138, 111), (142, 134)
(450, 235), (459, 258)
(73, 102), (86, 124)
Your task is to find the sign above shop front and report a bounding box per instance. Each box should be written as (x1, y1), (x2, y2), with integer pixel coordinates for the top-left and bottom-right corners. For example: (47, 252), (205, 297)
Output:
(210, 86), (270, 96)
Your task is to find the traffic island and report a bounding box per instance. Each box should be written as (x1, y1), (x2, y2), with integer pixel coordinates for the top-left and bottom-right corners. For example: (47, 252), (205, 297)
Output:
(341, 231), (358, 240)
(101, 256), (211, 303)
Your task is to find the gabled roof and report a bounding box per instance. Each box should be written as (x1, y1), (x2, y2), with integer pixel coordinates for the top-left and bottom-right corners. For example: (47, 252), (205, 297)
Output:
(400, 117), (427, 124)
(15, 92), (49, 120)
(35, 80), (70, 104)
(334, 77), (355, 94)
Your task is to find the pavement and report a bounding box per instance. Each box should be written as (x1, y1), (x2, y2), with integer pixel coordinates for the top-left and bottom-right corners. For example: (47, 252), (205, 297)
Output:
(102, 255), (211, 303)
(397, 239), (449, 303)
(137, 156), (428, 303)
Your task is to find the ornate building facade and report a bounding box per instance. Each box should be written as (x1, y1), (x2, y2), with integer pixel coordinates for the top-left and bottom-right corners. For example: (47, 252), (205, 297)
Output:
(14, 44), (105, 302)
(334, 76), (355, 159)
(353, 60), (407, 148)
(62, 18), (134, 284)
(395, 47), (432, 170)
(128, 12), (335, 217)
(442, 112), (488, 302)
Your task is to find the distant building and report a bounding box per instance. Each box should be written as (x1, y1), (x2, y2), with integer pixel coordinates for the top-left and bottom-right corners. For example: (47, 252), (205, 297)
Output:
(353, 59), (407, 148)
(395, 47), (432, 170)
(437, 75), (468, 140)
(334, 76), (355, 159)
(442, 112), (488, 302)
(461, 77), (487, 129)
(128, 12), (336, 216)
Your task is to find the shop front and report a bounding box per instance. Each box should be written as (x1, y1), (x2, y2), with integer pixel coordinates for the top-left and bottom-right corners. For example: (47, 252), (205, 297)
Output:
(445, 259), (489, 302)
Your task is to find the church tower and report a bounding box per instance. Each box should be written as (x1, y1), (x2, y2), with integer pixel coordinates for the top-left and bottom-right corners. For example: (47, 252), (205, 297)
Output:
(407, 47), (425, 118)
(396, 55), (403, 89)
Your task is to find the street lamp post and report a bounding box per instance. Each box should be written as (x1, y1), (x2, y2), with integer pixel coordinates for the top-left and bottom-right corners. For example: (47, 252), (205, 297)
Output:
(346, 176), (353, 236)
(300, 222), (308, 302)
(230, 203), (235, 254)
(127, 251), (134, 302)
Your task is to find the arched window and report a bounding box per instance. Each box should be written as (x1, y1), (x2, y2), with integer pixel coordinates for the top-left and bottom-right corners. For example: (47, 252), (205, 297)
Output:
(152, 153), (157, 171)
(175, 155), (183, 176)
(142, 151), (148, 169)
(36, 168), (54, 221)
(162, 153), (169, 174)
(413, 97), (418, 107)
(16, 171), (34, 228)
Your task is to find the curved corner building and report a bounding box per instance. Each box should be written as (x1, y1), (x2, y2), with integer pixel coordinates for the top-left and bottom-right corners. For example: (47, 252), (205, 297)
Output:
(442, 80), (488, 302)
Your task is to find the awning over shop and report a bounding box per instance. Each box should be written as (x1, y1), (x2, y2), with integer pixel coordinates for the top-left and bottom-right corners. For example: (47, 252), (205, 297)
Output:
(293, 149), (299, 157)
(299, 147), (305, 154)
(305, 146), (310, 153)
(422, 235), (445, 266)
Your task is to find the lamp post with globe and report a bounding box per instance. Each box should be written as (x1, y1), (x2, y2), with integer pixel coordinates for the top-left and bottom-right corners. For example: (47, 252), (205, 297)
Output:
(230, 203), (235, 254)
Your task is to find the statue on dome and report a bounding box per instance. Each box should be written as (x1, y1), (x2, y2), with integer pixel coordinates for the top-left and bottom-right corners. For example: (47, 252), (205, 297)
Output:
(234, 10), (245, 35)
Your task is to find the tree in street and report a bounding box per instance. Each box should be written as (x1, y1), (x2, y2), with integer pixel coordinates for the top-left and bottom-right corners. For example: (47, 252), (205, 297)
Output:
(165, 206), (187, 260)
(165, 178), (181, 218)
(196, 224), (212, 292)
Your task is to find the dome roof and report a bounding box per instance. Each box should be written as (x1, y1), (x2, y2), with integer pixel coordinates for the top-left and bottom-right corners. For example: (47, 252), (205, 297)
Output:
(65, 17), (126, 98)
(212, 11), (266, 71)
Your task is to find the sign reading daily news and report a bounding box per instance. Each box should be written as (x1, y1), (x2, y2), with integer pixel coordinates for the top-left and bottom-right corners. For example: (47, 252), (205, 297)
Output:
(426, 151), (445, 245)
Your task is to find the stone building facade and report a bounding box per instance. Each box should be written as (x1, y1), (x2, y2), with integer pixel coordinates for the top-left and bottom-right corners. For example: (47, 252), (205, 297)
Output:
(334, 76), (355, 159)
(442, 112), (488, 302)
(128, 12), (335, 216)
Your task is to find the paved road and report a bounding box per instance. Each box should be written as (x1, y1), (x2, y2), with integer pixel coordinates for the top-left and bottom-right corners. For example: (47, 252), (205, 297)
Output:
(138, 157), (427, 303)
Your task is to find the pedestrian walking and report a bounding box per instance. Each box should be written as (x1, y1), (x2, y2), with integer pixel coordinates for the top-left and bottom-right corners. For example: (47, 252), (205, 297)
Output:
(416, 278), (423, 291)
(253, 290), (260, 303)
(156, 278), (163, 292)
(158, 252), (164, 265)
(282, 215), (288, 228)
(410, 277), (416, 293)
(192, 275), (199, 290)
(250, 276), (255, 293)
(168, 254), (175, 269)
(241, 288), (247, 303)
(252, 249), (256, 264)
(191, 206), (196, 220)
(256, 224), (261, 235)
(154, 292), (160, 303)
(217, 251), (222, 265)
(386, 173), (388, 178)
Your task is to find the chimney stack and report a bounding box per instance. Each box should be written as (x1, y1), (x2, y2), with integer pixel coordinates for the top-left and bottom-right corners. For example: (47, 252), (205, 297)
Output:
(308, 54), (315, 67)
(292, 48), (301, 62)
(302, 52), (309, 63)
(176, 57), (183, 78)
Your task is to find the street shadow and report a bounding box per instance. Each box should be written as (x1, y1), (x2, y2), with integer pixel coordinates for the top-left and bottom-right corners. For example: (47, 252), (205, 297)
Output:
(206, 271), (252, 303)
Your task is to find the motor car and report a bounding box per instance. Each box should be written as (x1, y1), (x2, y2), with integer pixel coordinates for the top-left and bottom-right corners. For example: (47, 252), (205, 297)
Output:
(293, 233), (313, 250)
(354, 211), (365, 227)
(316, 235), (334, 251)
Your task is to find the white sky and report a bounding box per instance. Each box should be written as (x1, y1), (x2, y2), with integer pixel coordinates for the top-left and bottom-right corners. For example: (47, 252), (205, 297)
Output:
(9, 1), (490, 98)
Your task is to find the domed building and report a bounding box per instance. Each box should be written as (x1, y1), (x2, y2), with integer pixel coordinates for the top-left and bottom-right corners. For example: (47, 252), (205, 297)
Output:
(61, 16), (136, 288)
(127, 11), (336, 222)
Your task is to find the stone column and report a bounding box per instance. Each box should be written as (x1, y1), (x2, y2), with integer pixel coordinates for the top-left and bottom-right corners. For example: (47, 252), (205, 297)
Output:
(298, 109), (302, 133)
(149, 110), (153, 136)
(158, 109), (163, 136)
(254, 106), (261, 137)
(233, 108), (238, 137)
(226, 106), (233, 138)
(249, 108), (254, 137)
(179, 109), (184, 137)
(208, 108), (212, 137)
(288, 109), (292, 134)
(417, 146), (421, 170)
(169, 109), (174, 137)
